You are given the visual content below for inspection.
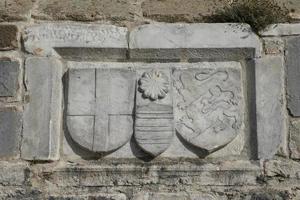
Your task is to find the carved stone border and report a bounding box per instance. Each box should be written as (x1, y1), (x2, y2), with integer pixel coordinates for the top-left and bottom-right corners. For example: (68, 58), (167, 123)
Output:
(22, 22), (286, 160)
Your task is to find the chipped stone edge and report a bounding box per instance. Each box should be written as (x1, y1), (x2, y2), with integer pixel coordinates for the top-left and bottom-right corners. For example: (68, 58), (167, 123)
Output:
(129, 23), (262, 58)
(22, 22), (129, 57)
(260, 23), (300, 37)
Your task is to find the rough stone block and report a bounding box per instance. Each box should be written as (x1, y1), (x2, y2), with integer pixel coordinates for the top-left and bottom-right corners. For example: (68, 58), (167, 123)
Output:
(265, 159), (300, 178)
(256, 56), (287, 159)
(129, 23), (262, 60)
(0, 25), (18, 50)
(289, 119), (300, 159)
(0, 110), (22, 158)
(42, 161), (261, 187)
(23, 23), (128, 57)
(22, 57), (63, 161)
(0, 60), (19, 97)
(0, 0), (32, 22)
(263, 37), (284, 55)
(133, 192), (227, 200)
(286, 36), (300, 117)
(0, 162), (28, 186)
(33, 0), (140, 22)
(49, 194), (127, 200)
(142, 0), (228, 23)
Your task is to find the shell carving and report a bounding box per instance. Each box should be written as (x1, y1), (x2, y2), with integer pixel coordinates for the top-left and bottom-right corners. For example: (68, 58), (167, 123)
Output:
(138, 70), (169, 100)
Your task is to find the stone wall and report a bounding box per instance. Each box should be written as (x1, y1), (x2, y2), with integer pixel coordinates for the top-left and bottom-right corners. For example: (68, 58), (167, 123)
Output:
(1, 1), (300, 200)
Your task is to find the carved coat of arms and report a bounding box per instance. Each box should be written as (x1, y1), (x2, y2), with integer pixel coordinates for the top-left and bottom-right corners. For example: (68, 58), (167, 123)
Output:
(173, 67), (244, 153)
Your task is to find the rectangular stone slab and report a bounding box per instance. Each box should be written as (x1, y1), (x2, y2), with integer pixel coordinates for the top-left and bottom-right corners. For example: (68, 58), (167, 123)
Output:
(23, 23), (128, 57)
(65, 62), (247, 159)
(0, 110), (22, 158)
(22, 57), (63, 161)
(129, 23), (262, 60)
(256, 56), (287, 159)
(286, 36), (300, 117)
(0, 60), (19, 97)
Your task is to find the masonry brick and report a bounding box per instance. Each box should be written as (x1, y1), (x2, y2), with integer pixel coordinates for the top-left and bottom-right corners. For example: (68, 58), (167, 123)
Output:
(0, 60), (19, 97)
(0, 25), (18, 50)
(0, 0), (33, 22)
(33, 0), (141, 22)
(142, 0), (229, 22)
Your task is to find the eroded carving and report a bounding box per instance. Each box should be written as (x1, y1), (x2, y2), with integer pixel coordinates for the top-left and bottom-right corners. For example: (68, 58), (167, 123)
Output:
(173, 67), (243, 153)
(138, 70), (169, 100)
(67, 68), (135, 153)
(135, 69), (174, 156)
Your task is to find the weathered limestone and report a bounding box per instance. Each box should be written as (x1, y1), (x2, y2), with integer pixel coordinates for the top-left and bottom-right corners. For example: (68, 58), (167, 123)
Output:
(0, 162), (28, 186)
(261, 24), (300, 36)
(286, 36), (300, 117)
(65, 62), (246, 159)
(0, 0), (33, 22)
(133, 192), (227, 200)
(41, 161), (261, 187)
(289, 119), (300, 159)
(0, 60), (19, 97)
(0, 110), (22, 158)
(0, 25), (18, 50)
(22, 57), (63, 160)
(33, 0), (140, 22)
(135, 69), (174, 157)
(142, 0), (229, 23)
(173, 62), (244, 153)
(23, 23), (128, 58)
(129, 23), (262, 60)
(49, 194), (127, 200)
(265, 159), (300, 178)
(256, 56), (287, 159)
(67, 68), (135, 153)
(263, 38), (284, 55)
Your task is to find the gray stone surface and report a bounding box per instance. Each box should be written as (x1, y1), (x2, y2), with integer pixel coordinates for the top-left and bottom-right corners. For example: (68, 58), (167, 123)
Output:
(23, 23), (128, 57)
(286, 36), (300, 117)
(265, 159), (300, 178)
(0, 162), (28, 186)
(41, 161), (261, 187)
(133, 192), (227, 200)
(263, 37), (284, 55)
(261, 24), (300, 36)
(135, 69), (174, 157)
(173, 62), (244, 153)
(289, 119), (300, 159)
(0, 60), (19, 97)
(49, 194), (127, 200)
(66, 62), (247, 159)
(22, 57), (63, 161)
(0, 110), (22, 158)
(256, 56), (287, 159)
(67, 68), (135, 153)
(129, 23), (262, 60)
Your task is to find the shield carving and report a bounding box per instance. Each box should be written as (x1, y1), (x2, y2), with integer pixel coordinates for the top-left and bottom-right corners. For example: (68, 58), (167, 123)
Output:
(67, 68), (135, 152)
(173, 64), (244, 153)
(134, 69), (174, 157)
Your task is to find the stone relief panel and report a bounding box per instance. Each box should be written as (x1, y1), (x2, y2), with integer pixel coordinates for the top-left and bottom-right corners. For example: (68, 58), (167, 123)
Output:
(67, 68), (136, 152)
(135, 69), (174, 156)
(173, 64), (244, 153)
(65, 62), (245, 159)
